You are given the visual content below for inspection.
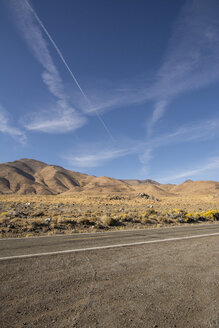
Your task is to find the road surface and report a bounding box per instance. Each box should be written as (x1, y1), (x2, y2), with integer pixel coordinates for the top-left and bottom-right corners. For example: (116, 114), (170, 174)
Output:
(0, 223), (219, 327)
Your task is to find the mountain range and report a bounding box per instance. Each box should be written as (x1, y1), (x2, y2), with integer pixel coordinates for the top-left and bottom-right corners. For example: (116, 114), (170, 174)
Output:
(0, 158), (218, 196)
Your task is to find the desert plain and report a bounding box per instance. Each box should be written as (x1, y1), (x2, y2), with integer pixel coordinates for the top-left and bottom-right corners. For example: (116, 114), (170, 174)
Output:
(0, 159), (219, 237)
(0, 193), (219, 238)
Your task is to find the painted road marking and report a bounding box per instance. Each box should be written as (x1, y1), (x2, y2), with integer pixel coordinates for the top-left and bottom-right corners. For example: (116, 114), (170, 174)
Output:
(0, 232), (218, 261)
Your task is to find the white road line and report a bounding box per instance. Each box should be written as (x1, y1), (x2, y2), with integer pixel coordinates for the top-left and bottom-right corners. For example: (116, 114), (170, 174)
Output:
(0, 232), (219, 261)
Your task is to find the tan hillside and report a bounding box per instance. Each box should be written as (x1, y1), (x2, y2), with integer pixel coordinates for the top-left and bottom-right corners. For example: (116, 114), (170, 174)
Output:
(167, 180), (219, 195)
(0, 159), (134, 195)
(133, 183), (175, 197)
(81, 176), (134, 194)
(0, 158), (218, 196)
(0, 159), (94, 195)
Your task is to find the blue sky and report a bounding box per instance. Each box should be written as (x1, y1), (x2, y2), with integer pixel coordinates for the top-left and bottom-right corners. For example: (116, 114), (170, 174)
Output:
(1, 0), (219, 183)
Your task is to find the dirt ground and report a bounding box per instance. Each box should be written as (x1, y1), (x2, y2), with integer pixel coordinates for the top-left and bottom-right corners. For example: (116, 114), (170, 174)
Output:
(0, 194), (219, 237)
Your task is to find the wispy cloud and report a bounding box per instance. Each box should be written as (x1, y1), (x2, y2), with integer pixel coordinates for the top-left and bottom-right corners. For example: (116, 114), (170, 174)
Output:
(11, 0), (219, 139)
(146, 100), (168, 137)
(12, 0), (65, 100)
(146, 0), (219, 134)
(24, 105), (87, 133)
(140, 117), (219, 166)
(10, 0), (113, 139)
(8, 0), (219, 178)
(83, 0), (219, 135)
(64, 146), (135, 169)
(158, 156), (219, 183)
(0, 105), (26, 143)
(11, 0), (86, 133)
(63, 116), (219, 170)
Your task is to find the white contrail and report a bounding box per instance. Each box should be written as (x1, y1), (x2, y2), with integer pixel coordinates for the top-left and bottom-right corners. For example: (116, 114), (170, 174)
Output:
(24, 0), (114, 141)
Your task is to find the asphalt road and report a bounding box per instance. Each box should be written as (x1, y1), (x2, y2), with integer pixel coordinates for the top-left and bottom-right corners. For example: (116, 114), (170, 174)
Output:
(0, 223), (219, 327)
(0, 223), (219, 260)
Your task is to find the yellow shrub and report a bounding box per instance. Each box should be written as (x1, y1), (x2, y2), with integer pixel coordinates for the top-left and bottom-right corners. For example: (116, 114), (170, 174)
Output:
(202, 210), (218, 220)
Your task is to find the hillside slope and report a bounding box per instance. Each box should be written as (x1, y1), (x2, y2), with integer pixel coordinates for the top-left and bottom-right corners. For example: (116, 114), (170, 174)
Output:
(167, 179), (219, 195)
(0, 159), (218, 196)
(0, 159), (133, 195)
(0, 159), (93, 195)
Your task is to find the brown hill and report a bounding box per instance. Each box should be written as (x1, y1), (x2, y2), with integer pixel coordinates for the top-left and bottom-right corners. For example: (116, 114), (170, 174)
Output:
(167, 180), (219, 195)
(0, 159), (134, 195)
(64, 176), (133, 195)
(0, 159), (218, 196)
(133, 184), (175, 198)
(0, 159), (91, 195)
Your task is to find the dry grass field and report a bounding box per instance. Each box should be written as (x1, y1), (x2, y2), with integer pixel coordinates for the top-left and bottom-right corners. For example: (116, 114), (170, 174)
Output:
(0, 193), (219, 238)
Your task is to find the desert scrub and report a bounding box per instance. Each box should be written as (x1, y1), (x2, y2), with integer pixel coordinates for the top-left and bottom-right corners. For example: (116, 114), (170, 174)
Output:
(100, 215), (116, 226)
(0, 212), (8, 216)
(157, 215), (174, 224)
(57, 217), (75, 224)
(77, 217), (95, 225)
(0, 216), (10, 225)
(184, 216), (196, 223)
(201, 210), (219, 220)
(184, 212), (202, 223)
(140, 216), (150, 224)
(119, 213), (134, 222)
(141, 215), (158, 225)
(142, 209), (157, 217)
(177, 209), (187, 217)
(168, 209), (186, 220)
(62, 217), (77, 224)
(10, 217), (23, 225)
(30, 219), (48, 229)
(92, 211), (101, 217)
